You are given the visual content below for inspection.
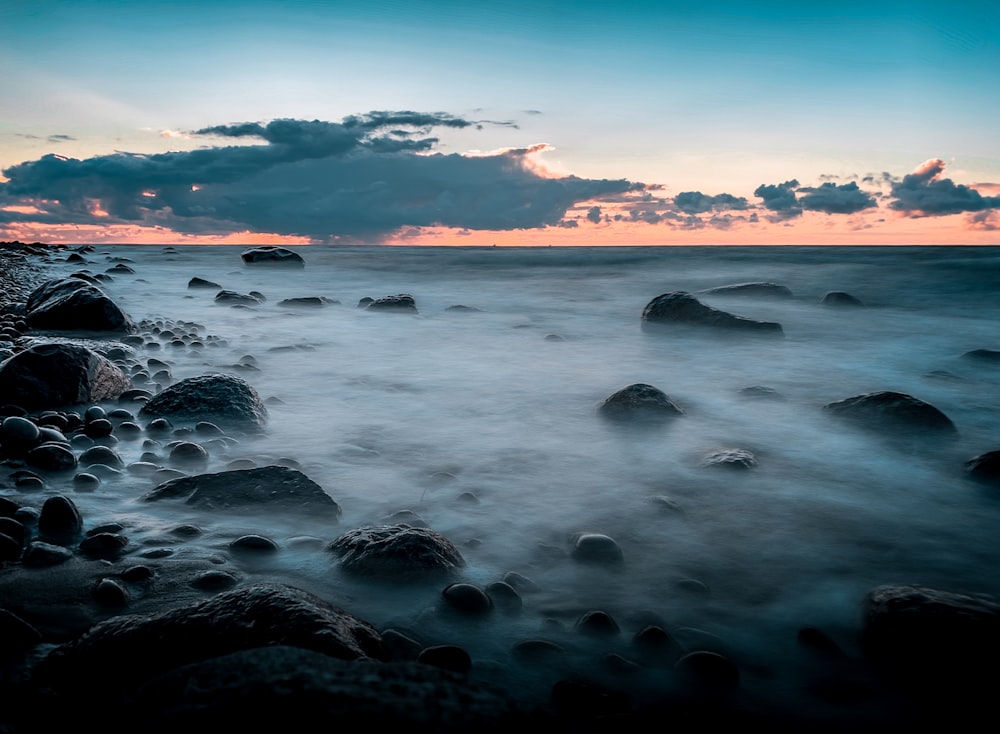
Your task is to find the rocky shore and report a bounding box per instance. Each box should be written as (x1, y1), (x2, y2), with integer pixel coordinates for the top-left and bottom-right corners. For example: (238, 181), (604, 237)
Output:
(2, 243), (1000, 732)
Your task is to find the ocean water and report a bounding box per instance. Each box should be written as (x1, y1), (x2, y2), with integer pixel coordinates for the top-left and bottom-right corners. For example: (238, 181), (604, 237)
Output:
(16, 245), (1000, 718)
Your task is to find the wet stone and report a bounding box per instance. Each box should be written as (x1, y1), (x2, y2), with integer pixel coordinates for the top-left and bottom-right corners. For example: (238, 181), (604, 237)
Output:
(230, 534), (279, 552)
(417, 644), (472, 675)
(570, 533), (624, 565)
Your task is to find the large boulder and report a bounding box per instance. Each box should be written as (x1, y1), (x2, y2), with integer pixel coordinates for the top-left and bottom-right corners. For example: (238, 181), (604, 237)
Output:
(965, 450), (1000, 485)
(142, 465), (341, 517)
(328, 525), (465, 580)
(32, 584), (386, 694)
(641, 292), (783, 335)
(822, 391), (957, 434)
(0, 343), (131, 410)
(241, 247), (305, 267)
(25, 277), (135, 333)
(139, 373), (267, 431)
(860, 585), (1000, 696)
(598, 383), (684, 422)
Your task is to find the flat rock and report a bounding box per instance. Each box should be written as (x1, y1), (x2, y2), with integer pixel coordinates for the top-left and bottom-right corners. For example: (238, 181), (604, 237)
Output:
(641, 291), (783, 335)
(139, 373), (267, 432)
(187, 277), (221, 289)
(142, 465), (341, 516)
(241, 246), (305, 267)
(823, 391), (957, 434)
(329, 524), (465, 580)
(0, 343), (131, 410)
(32, 583), (386, 694)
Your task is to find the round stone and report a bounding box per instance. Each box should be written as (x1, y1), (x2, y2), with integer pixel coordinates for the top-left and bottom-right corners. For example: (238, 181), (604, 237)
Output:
(571, 533), (624, 564)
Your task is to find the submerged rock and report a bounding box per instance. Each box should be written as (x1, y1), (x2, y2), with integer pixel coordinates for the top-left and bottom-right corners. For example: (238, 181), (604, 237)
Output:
(598, 383), (684, 422)
(187, 277), (221, 289)
(241, 246), (305, 267)
(139, 373), (267, 431)
(641, 291), (783, 335)
(700, 447), (757, 470)
(329, 524), (465, 579)
(0, 343), (131, 410)
(822, 291), (865, 308)
(700, 282), (793, 298)
(822, 391), (957, 434)
(142, 465), (340, 516)
(965, 450), (1000, 485)
(367, 294), (418, 313)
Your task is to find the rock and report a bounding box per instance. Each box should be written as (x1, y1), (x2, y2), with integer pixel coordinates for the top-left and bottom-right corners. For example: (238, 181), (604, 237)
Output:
(168, 441), (209, 468)
(26, 443), (78, 472)
(485, 581), (522, 613)
(79, 445), (124, 468)
(21, 540), (73, 567)
(570, 533), (624, 564)
(143, 465), (341, 516)
(32, 584), (387, 694)
(214, 290), (263, 306)
(738, 385), (784, 400)
(25, 278), (135, 332)
(230, 534), (279, 552)
(823, 391), (957, 434)
(442, 583), (493, 614)
(367, 294), (418, 313)
(822, 291), (865, 307)
(700, 447), (757, 470)
(139, 373), (267, 432)
(79, 532), (129, 559)
(575, 610), (620, 637)
(417, 644), (473, 675)
(641, 291), (783, 335)
(188, 277), (221, 289)
(116, 647), (521, 732)
(0, 415), (40, 451)
(37, 495), (83, 543)
(278, 296), (338, 308)
(961, 348), (1000, 363)
(93, 577), (130, 606)
(965, 450), (1000, 485)
(700, 282), (793, 298)
(0, 343), (131, 410)
(598, 383), (684, 422)
(329, 524), (465, 580)
(241, 246), (305, 267)
(860, 584), (1000, 696)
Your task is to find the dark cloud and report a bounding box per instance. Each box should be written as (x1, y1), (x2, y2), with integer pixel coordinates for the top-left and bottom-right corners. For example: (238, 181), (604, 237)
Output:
(798, 181), (877, 214)
(47, 134), (76, 143)
(673, 191), (748, 214)
(889, 159), (1000, 216)
(753, 179), (802, 219)
(0, 113), (636, 241)
(586, 205), (602, 223)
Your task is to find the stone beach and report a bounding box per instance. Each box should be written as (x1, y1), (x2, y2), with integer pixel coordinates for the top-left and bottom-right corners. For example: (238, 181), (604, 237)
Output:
(2, 241), (1000, 731)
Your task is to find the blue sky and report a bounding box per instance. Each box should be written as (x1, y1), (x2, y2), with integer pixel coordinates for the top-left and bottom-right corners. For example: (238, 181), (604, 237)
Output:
(1, 1), (998, 244)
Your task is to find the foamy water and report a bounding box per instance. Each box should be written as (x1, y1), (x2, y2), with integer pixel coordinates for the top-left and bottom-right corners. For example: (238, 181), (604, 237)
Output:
(18, 245), (1000, 716)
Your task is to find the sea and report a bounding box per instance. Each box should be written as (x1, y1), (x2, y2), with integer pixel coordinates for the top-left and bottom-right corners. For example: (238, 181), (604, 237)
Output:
(13, 244), (1000, 721)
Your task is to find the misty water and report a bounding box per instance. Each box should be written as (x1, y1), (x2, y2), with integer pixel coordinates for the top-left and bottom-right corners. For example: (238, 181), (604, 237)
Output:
(21, 245), (1000, 718)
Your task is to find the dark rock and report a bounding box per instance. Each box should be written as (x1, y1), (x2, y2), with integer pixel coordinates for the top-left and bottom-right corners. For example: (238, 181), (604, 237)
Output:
(168, 440), (209, 467)
(381, 628), (423, 661)
(823, 391), (957, 434)
(93, 577), (130, 606)
(367, 294), (418, 313)
(241, 246), (305, 267)
(417, 644), (473, 675)
(38, 495), (83, 542)
(278, 296), (338, 307)
(570, 533), (624, 564)
(121, 565), (155, 583)
(73, 472), (101, 491)
(191, 570), (238, 591)
(230, 534), (279, 552)
(575, 610), (620, 637)
(641, 291), (783, 335)
(700, 447), (757, 470)
(700, 282), (793, 298)
(442, 583), (493, 614)
(0, 516), (25, 545)
(961, 348), (1000, 363)
(33, 583), (386, 692)
(329, 524), (465, 580)
(0, 343), (131, 410)
(25, 277), (135, 332)
(485, 581), (522, 613)
(26, 442), (78, 472)
(188, 277), (221, 289)
(79, 445), (124, 468)
(738, 385), (785, 400)
(0, 608), (43, 655)
(822, 291), (865, 307)
(0, 532), (21, 561)
(214, 290), (263, 306)
(598, 383), (684, 422)
(106, 263), (135, 274)
(118, 647), (521, 732)
(0, 415), (40, 451)
(143, 465), (341, 516)
(139, 373), (267, 432)
(21, 540), (73, 567)
(965, 450), (1000, 484)
(84, 417), (113, 438)
(860, 584), (1000, 696)
(79, 532), (129, 559)
(357, 297), (374, 308)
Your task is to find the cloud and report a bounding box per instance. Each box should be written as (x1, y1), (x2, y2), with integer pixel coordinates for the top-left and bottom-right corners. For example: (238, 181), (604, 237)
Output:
(47, 134), (75, 143)
(586, 206), (602, 223)
(0, 113), (636, 241)
(798, 181), (878, 214)
(753, 179), (802, 220)
(889, 158), (1000, 216)
(673, 191), (749, 214)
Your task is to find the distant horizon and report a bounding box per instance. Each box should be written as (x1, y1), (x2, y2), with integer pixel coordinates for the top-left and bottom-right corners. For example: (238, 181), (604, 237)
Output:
(2, 2), (997, 246)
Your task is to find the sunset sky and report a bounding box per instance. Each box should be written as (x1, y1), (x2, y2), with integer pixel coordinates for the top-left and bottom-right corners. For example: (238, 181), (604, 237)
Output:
(1, 0), (998, 245)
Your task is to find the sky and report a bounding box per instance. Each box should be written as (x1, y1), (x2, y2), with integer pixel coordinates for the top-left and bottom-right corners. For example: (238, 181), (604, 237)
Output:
(1, 0), (998, 245)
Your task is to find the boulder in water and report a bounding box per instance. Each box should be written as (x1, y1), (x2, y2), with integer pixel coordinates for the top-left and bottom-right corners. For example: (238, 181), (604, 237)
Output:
(0, 343), (131, 410)
(822, 391), (957, 434)
(598, 383), (684, 422)
(700, 282), (793, 298)
(641, 291), (783, 335)
(328, 524), (464, 580)
(241, 247), (305, 267)
(25, 278), (135, 333)
(139, 373), (267, 431)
